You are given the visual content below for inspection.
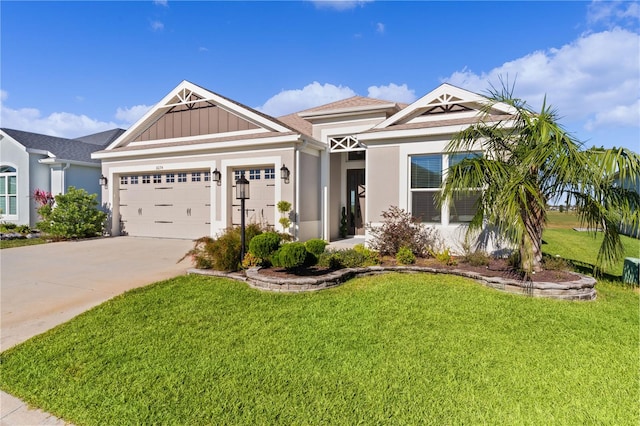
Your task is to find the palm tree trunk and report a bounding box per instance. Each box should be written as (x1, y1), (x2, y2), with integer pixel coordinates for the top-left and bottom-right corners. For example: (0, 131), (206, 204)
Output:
(520, 198), (545, 274)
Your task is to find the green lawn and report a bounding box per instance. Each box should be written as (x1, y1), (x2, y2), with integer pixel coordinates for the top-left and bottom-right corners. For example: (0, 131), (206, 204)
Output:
(0, 237), (46, 249)
(1, 273), (638, 425)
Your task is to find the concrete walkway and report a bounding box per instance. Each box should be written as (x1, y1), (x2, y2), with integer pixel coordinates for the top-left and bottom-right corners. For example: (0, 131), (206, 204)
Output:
(1, 236), (194, 426)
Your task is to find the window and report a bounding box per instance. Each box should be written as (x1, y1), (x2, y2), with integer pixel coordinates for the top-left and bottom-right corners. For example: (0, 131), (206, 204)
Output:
(448, 152), (481, 223)
(120, 176), (128, 185)
(0, 166), (17, 216)
(409, 153), (481, 224)
(204, 171), (211, 182)
(192, 172), (201, 182)
(234, 170), (245, 181)
(153, 174), (162, 184)
(178, 173), (187, 183)
(410, 155), (441, 223)
(249, 169), (261, 180)
(142, 175), (151, 184)
(130, 176), (139, 185)
(348, 151), (365, 161)
(166, 173), (175, 183)
(264, 168), (275, 179)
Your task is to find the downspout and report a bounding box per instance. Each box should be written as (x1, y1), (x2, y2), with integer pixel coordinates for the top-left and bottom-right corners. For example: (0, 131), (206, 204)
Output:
(295, 138), (308, 241)
(61, 162), (71, 194)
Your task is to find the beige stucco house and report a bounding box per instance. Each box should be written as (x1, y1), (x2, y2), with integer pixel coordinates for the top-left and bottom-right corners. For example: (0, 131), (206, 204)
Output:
(92, 80), (515, 250)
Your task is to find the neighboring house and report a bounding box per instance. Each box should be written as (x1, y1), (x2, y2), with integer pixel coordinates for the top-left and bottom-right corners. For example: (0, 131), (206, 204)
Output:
(616, 174), (640, 238)
(0, 128), (125, 226)
(92, 80), (515, 250)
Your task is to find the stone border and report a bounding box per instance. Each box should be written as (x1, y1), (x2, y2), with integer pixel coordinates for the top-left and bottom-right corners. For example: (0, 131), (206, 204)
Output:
(189, 265), (597, 301)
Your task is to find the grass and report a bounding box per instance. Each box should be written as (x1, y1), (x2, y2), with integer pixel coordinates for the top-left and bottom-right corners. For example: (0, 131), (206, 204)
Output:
(1, 212), (638, 424)
(0, 237), (46, 249)
(0, 274), (638, 425)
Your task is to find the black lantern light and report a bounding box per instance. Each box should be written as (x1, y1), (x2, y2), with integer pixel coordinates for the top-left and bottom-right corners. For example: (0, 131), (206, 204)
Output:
(235, 171), (250, 260)
(212, 168), (222, 186)
(99, 175), (108, 187)
(280, 164), (290, 184)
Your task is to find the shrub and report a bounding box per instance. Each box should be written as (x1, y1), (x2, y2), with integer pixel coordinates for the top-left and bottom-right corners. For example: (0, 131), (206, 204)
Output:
(272, 242), (308, 270)
(241, 252), (262, 269)
(180, 224), (263, 272)
(543, 254), (570, 271)
(305, 239), (328, 257)
(430, 248), (457, 266)
(37, 187), (107, 239)
(396, 246), (416, 265)
(1, 222), (17, 231)
(462, 251), (491, 267)
(249, 232), (282, 260)
(367, 206), (442, 257)
(317, 247), (379, 269)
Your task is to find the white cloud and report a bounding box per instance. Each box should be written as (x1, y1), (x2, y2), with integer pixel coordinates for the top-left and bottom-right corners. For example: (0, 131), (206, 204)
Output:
(198, 46), (209, 52)
(444, 28), (640, 131)
(115, 105), (152, 124)
(367, 83), (416, 103)
(154, 0), (168, 6)
(150, 20), (164, 31)
(1, 104), (122, 138)
(257, 82), (357, 116)
(376, 22), (385, 34)
(308, 0), (373, 11)
(0, 90), (7, 102)
(588, 0), (640, 28)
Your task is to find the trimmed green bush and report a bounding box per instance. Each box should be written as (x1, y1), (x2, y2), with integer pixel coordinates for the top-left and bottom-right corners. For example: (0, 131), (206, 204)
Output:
(396, 246), (416, 265)
(249, 232), (282, 260)
(317, 247), (379, 269)
(305, 239), (327, 257)
(272, 242), (308, 270)
(37, 187), (106, 239)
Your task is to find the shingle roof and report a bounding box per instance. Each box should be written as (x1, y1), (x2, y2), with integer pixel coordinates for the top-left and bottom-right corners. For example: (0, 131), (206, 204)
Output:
(296, 96), (399, 114)
(360, 114), (513, 134)
(74, 128), (125, 146)
(1, 128), (120, 163)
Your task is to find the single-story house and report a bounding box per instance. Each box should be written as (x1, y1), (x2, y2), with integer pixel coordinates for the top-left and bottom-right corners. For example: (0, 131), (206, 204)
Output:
(92, 80), (515, 250)
(0, 128), (125, 227)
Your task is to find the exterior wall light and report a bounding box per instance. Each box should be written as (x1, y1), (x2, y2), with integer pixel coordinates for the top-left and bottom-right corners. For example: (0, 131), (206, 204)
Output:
(212, 168), (222, 186)
(99, 175), (108, 187)
(280, 164), (290, 184)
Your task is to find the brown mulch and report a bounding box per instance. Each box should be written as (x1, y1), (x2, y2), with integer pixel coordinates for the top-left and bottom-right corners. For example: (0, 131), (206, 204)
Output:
(257, 256), (581, 283)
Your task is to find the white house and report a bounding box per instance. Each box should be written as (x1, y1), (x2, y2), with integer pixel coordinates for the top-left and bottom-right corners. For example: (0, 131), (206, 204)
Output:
(92, 80), (515, 250)
(0, 128), (124, 226)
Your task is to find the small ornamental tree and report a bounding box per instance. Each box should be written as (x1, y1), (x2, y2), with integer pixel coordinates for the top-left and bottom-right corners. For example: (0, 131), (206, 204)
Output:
(37, 187), (107, 239)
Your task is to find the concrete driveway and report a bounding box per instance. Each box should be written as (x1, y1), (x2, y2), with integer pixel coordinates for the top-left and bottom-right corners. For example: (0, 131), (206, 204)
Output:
(1, 236), (195, 425)
(1, 236), (194, 351)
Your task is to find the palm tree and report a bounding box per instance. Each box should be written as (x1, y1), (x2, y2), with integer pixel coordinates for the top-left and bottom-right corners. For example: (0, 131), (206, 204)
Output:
(441, 85), (640, 276)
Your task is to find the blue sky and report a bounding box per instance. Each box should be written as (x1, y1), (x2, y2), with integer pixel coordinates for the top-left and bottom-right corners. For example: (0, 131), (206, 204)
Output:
(1, 0), (638, 151)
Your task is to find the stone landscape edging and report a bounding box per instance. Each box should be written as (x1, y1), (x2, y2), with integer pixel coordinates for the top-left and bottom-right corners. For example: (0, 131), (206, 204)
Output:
(188, 265), (597, 301)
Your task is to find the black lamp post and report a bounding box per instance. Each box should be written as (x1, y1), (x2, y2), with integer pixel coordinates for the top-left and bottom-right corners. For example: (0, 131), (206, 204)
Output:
(235, 171), (250, 261)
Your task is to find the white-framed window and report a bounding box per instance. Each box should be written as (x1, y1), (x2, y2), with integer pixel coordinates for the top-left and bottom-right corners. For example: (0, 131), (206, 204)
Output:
(249, 169), (261, 180)
(153, 174), (162, 184)
(0, 166), (18, 217)
(142, 175), (151, 184)
(234, 170), (245, 181)
(166, 173), (175, 183)
(178, 173), (187, 183)
(264, 168), (275, 179)
(204, 171), (211, 181)
(410, 155), (442, 223)
(120, 176), (128, 185)
(410, 152), (481, 224)
(192, 172), (201, 182)
(447, 152), (481, 223)
(130, 176), (139, 185)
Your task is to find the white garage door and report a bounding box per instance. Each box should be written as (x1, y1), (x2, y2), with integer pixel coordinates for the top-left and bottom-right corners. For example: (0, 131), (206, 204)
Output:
(118, 170), (211, 239)
(231, 168), (276, 229)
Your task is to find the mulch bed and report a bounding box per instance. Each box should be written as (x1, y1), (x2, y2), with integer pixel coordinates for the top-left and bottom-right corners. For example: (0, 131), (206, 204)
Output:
(257, 256), (581, 283)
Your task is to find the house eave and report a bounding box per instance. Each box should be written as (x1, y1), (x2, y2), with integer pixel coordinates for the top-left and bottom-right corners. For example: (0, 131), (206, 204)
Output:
(299, 103), (399, 120)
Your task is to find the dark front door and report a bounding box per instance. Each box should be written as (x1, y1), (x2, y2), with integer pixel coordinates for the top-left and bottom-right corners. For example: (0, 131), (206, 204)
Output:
(346, 169), (365, 235)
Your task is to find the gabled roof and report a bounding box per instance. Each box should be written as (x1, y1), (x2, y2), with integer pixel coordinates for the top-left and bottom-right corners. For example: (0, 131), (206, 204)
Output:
(1, 128), (117, 163)
(371, 83), (516, 131)
(106, 80), (301, 151)
(297, 96), (403, 117)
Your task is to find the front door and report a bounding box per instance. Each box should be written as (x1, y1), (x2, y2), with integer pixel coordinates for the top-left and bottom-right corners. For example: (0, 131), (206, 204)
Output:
(346, 169), (365, 235)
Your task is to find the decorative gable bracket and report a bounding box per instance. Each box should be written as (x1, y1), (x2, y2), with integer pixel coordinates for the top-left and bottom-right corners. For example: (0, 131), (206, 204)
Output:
(330, 135), (364, 152)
